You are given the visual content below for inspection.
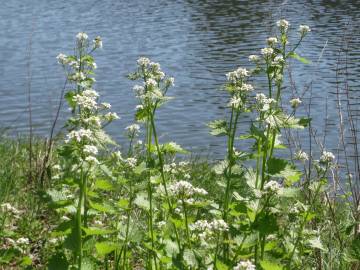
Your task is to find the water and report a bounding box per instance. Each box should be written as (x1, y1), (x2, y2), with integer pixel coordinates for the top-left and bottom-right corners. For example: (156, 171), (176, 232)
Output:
(1, 0), (360, 158)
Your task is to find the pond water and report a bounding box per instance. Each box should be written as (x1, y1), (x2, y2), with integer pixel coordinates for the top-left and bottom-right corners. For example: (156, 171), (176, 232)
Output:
(1, 0), (360, 158)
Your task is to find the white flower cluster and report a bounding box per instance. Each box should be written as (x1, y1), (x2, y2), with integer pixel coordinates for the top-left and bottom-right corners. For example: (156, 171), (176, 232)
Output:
(234, 260), (256, 270)
(226, 67), (250, 83)
(93, 36), (102, 49)
(125, 124), (141, 135)
(261, 47), (274, 57)
(277, 19), (290, 32)
(249, 55), (260, 62)
(84, 145), (98, 155)
(299, 25), (311, 36)
(56, 53), (68, 65)
(320, 151), (335, 163)
(267, 37), (278, 46)
(255, 93), (276, 112)
(272, 55), (284, 66)
(16, 237), (30, 245)
(76, 32), (88, 41)
(264, 180), (282, 193)
(290, 98), (302, 108)
(65, 128), (93, 143)
(124, 157), (137, 168)
(190, 219), (228, 232)
(228, 96), (242, 108)
(295, 150), (309, 162)
(168, 180), (208, 197)
(73, 89), (99, 110)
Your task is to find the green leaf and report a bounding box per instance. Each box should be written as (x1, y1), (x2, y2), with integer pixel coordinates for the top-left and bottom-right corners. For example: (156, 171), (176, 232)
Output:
(216, 260), (229, 270)
(20, 256), (32, 266)
(82, 227), (115, 236)
(260, 260), (283, 270)
(164, 239), (180, 257)
(89, 201), (115, 213)
(95, 242), (118, 256)
(48, 252), (69, 270)
(94, 179), (114, 191)
(274, 164), (302, 185)
(65, 91), (76, 109)
(208, 119), (228, 136)
(267, 158), (288, 175)
(288, 52), (311, 64)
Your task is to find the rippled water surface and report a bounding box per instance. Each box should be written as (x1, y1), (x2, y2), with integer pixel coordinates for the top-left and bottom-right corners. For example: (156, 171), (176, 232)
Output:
(1, 0), (360, 157)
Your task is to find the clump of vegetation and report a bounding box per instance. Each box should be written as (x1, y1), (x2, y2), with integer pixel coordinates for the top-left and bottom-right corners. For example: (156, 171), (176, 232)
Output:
(1, 20), (359, 270)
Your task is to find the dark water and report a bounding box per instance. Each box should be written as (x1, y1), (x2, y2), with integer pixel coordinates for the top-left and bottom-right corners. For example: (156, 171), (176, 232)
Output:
(1, 0), (360, 157)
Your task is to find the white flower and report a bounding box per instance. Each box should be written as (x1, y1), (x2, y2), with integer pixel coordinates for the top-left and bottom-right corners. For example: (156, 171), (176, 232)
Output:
(290, 98), (302, 108)
(168, 180), (208, 197)
(85, 156), (99, 164)
(125, 157), (137, 168)
(277, 19), (290, 31)
(105, 112), (120, 121)
(146, 78), (157, 87)
(267, 37), (278, 46)
(167, 77), (175, 86)
(299, 25), (311, 36)
(126, 124), (140, 134)
(76, 32), (88, 41)
(70, 72), (86, 82)
(255, 93), (276, 112)
(234, 260), (256, 270)
(190, 219), (228, 234)
(65, 129), (93, 143)
(56, 53), (68, 65)
(73, 94), (98, 110)
(16, 237), (29, 245)
(229, 96), (242, 107)
(273, 55), (284, 65)
(83, 116), (102, 128)
(261, 47), (274, 57)
(249, 55), (260, 62)
(84, 145), (98, 155)
(93, 36), (103, 49)
(320, 151), (335, 163)
(149, 62), (161, 70)
(240, 83), (254, 92)
(295, 150), (309, 161)
(264, 180), (281, 193)
(137, 57), (150, 66)
(157, 221), (166, 228)
(101, 102), (111, 109)
(226, 67), (249, 82)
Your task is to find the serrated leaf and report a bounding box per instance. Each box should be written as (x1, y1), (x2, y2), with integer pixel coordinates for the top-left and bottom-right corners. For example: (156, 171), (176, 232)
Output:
(208, 119), (228, 136)
(89, 201), (115, 213)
